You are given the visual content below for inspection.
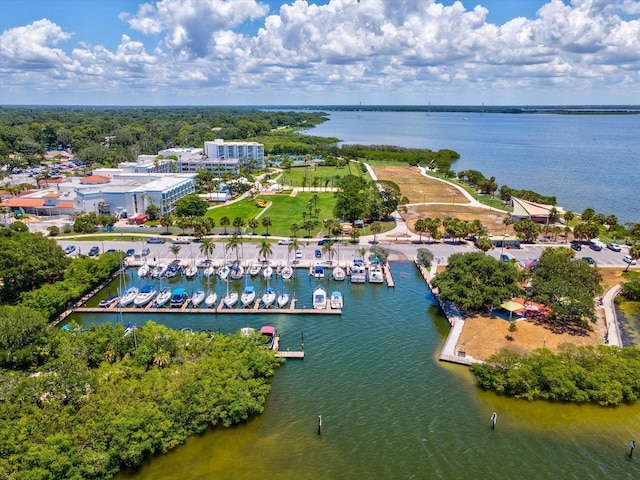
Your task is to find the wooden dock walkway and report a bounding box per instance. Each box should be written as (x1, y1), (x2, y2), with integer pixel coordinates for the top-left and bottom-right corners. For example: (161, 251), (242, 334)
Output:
(76, 306), (340, 315)
(383, 264), (395, 287)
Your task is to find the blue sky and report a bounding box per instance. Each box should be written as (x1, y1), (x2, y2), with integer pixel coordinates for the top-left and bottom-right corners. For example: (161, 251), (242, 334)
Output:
(1, 0), (639, 106)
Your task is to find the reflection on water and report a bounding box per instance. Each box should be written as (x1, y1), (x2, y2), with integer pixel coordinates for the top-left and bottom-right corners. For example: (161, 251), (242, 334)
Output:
(617, 300), (640, 347)
(75, 263), (640, 480)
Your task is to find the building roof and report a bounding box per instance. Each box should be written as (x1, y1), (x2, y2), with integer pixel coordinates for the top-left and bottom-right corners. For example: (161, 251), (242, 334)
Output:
(510, 197), (564, 218)
(79, 175), (111, 184)
(0, 198), (45, 207)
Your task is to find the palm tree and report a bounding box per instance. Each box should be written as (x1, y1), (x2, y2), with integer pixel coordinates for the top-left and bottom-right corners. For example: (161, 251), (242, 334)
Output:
(257, 239), (273, 263)
(169, 244), (181, 260)
(232, 217), (245, 234)
(160, 213), (174, 234)
(219, 216), (230, 235)
(624, 244), (640, 272)
(261, 216), (272, 236)
(303, 220), (315, 238)
(248, 218), (258, 235)
(226, 233), (243, 263)
(415, 218), (427, 243)
(290, 222), (300, 239)
(370, 221), (382, 244)
(203, 216), (215, 235)
(288, 238), (301, 260)
(199, 237), (215, 261)
(323, 241), (337, 264)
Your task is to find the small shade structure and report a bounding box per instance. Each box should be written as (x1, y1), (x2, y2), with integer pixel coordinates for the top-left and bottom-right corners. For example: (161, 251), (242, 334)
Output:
(500, 300), (525, 321)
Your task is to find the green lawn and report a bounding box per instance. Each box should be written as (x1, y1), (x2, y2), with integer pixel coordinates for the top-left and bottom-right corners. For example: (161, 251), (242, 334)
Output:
(276, 163), (369, 188)
(204, 192), (337, 237)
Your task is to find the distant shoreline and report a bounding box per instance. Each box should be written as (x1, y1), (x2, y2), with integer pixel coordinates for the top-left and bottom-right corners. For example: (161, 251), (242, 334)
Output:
(1, 104), (639, 115)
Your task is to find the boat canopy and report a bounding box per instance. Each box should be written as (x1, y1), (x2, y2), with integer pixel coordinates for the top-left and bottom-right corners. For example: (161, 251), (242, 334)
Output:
(260, 326), (276, 336)
(171, 288), (187, 295)
(140, 284), (155, 293)
(243, 285), (255, 293)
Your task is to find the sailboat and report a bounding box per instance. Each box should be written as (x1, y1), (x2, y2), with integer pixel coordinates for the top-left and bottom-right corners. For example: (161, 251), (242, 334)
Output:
(249, 263), (261, 277)
(204, 291), (218, 308)
(137, 262), (150, 278)
(222, 276), (238, 308)
(151, 262), (168, 279)
(191, 289), (205, 308)
(332, 265), (346, 281)
(281, 264), (294, 280)
(262, 286), (276, 308)
(203, 263), (216, 278)
(119, 286), (139, 307)
(230, 261), (244, 280)
(241, 285), (256, 307)
(277, 290), (289, 308)
(154, 287), (172, 307)
(262, 264), (273, 279)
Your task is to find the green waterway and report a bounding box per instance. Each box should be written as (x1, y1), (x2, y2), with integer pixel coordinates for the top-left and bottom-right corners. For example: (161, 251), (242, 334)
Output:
(70, 263), (640, 479)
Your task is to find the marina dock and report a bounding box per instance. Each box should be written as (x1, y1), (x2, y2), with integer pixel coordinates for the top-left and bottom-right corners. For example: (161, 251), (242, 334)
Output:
(383, 264), (395, 287)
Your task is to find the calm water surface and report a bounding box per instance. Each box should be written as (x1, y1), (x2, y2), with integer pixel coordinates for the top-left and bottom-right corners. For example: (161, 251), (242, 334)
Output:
(71, 265), (640, 480)
(307, 111), (640, 223)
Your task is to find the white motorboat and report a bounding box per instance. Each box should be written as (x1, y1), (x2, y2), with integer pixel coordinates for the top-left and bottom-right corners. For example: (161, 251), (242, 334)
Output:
(330, 291), (343, 309)
(350, 259), (366, 283)
(203, 265), (216, 277)
(249, 263), (261, 277)
(261, 287), (276, 308)
(165, 262), (182, 278)
(368, 264), (384, 283)
(281, 265), (293, 279)
(262, 265), (273, 279)
(313, 287), (327, 310)
(170, 288), (188, 307)
(218, 264), (230, 280)
(154, 288), (172, 307)
(137, 264), (150, 278)
(240, 327), (255, 337)
(99, 294), (119, 308)
(313, 264), (325, 278)
(204, 291), (218, 308)
(241, 285), (256, 307)
(151, 263), (168, 279)
(119, 287), (139, 307)
(184, 263), (197, 279)
(332, 266), (346, 281)
(191, 289), (205, 308)
(277, 291), (290, 308)
(133, 284), (157, 307)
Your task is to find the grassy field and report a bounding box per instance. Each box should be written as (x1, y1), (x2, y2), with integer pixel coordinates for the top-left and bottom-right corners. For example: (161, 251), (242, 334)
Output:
(275, 163), (369, 188)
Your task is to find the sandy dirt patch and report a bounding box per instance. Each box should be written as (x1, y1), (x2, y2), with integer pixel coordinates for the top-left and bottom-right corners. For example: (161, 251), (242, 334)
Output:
(456, 311), (606, 361)
(371, 165), (471, 205)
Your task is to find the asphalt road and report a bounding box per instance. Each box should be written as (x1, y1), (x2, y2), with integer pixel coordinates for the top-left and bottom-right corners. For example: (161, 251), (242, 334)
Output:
(55, 235), (635, 268)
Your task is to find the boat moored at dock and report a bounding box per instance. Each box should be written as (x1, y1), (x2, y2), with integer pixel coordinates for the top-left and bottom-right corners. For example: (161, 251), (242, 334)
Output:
(133, 284), (157, 307)
(170, 288), (188, 307)
(350, 259), (366, 283)
(330, 291), (343, 309)
(119, 287), (139, 307)
(313, 287), (327, 310)
(332, 266), (346, 281)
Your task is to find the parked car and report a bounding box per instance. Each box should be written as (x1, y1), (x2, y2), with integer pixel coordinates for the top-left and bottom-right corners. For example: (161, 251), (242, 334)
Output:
(500, 254), (510, 262)
(589, 242), (603, 251)
(141, 247), (151, 256)
(623, 255), (638, 265)
(570, 242), (582, 251)
(88, 246), (99, 256)
(173, 237), (190, 244)
(278, 239), (291, 245)
(582, 256), (596, 265)
(295, 250), (303, 259)
(126, 248), (135, 256)
(317, 238), (332, 245)
(64, 245), (76, 255)
(607, 243), (622, 252)
(315, 249), (322, 258)
(147, 237), (166, 244)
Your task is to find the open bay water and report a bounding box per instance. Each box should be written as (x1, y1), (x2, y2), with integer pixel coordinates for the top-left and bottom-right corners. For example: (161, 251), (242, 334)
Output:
(70, 264), (640, 479)
(306, 111), (640, 223)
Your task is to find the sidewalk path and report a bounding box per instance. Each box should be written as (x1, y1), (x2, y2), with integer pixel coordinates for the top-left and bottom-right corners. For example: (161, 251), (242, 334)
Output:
(602, 284), (623, 347)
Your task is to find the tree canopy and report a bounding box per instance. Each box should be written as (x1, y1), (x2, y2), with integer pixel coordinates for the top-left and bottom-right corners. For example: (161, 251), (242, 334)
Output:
(0, 318), (282, 479)
(527, 247), (602, 331)
(431, 252), (520, 311)
(0, 228), (70, 303)
(174, 194), (208, 218)
(470, 344), (640, 405)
